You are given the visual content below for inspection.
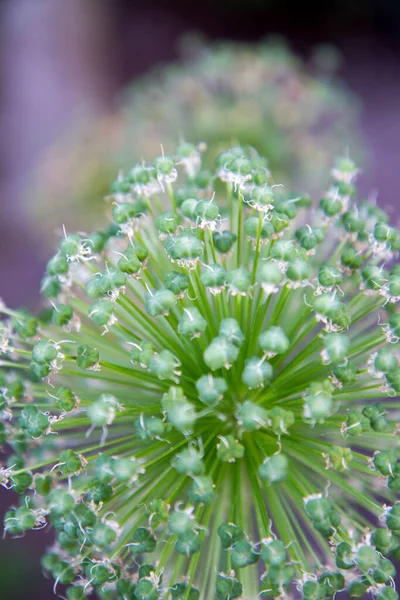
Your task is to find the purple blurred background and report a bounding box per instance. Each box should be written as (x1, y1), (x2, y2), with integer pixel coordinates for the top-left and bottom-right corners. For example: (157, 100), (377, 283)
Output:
(0, 0), (400, 597)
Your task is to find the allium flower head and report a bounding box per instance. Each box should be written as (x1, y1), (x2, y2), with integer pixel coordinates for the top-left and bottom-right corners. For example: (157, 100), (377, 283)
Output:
(2, 144), (400, 600)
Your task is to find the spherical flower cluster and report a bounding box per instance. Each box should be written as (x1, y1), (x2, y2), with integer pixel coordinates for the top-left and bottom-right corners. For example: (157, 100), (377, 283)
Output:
(1, 144), (400, 600)
(29, 37), (360, 239)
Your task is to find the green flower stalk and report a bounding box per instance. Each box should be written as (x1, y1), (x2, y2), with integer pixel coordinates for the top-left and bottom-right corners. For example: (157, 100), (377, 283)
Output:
(2, 143), (400, 600)
(30, 38), (361, 238)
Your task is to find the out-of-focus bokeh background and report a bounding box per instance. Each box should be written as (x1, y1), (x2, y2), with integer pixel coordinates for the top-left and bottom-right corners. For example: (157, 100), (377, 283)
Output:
(0, 1), (400, 598)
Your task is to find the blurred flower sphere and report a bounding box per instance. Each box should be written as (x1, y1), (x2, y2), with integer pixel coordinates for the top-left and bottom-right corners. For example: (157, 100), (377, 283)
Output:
(29, 37), (362, 238)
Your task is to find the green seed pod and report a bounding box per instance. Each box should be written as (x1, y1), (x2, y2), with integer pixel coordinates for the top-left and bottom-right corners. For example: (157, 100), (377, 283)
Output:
(324, 446), (353, 471)
(12, 312), (38, 338)
(134, 578), (160, 600)
(301, 579), (325, 600)
(230, 538), (259, 569)
(135, 415), (165, 441)
(258, 453), (289, 484)
(148, 350), (179, 380)
(343, 409), (370, 437)
(215, 572), (243, 599)
(372, 557), (396, 584)
(374, 221), (395, 243)
(10, 471), (33, 493)
(58, 449), (84, 475)
(236, 400), (269, 431)
(355, 545), (380, 572)
(371, 528), (394, 554)
(155, 155), (176, 175)
(49, 488), (75, 515)
(113, 457), (141, 483)
(386, 370), (400, 394)
(172, 447), (204, 476)
(270, 211), (289, 234)
(259, 326), (289, 356)
(200, 263), (227, 292)
(318, 571), (345, 597)
(162, 387), (197, 434)
(164, 233), (204, 266)
(226, 267), (252, 295)
(52, 304), (73, 326)
(388, 464), (400, 492)
(375, 347), (398, 374)
(54, 387), (77, 412)
(19, 405), (49, 438)
(241, 356), (273, 388)
(112, 201), (147, 225)
(340, 246), (363, 270)
(145, 289), (177, 318)
(219, 318), (245, 347)
(388, 274), (400, 297)
(117, 247), (141, 275)
(295, 225), (324, 251)
(170, 582), (200, 600)
(194, 199), (219, 223)
(165, 271), (190, 296)
(130, 341), (154, 367)
(46, 253), (69, 276)
(175, 530), (202, 556)
(320, 196), (343, 217)
(268, 407), (295, 436)
(217, 435), (244, 463)
(347, 578), (370, 599)
(91, 522), (118, 548)
(87, 482), (113, 504)
(89, 300), (115, 327)
(218, 522), (245, 549)
(203, 336), (239, 370)
(286, 257), (311, 283)
(322, 333), (350, 363)
(376, 587), (399, 600)
(373, 450), (397, 476)
(129, 527), (157, 554)
(168, 509), (194, 537)
(304, 495), (333, 524)
(318, 265), (343, 288)
(304, 387), (334, 424)
(244, 216), (274, 240)
(41, 275), (62, 298)
(178, 308), (207, 338)
(87, 394), (118, 427)
(257, 261), (283, 292)
(181, 198), (199, 219)
(145, 499), (169, 528)
(362, 265), (387, 290)
(333, 361), (358, 385)
(335, 541), (353, 569)
(155, 211), (181, 235)
(95, 454), (116, 484)
(188, 475), (215, 504)
(60, 234), (83, 258)
(76, 344), (99, 369)
(35, 474), (53, 496)
(342, 210), (365, 233)
(32, 339), (58, 364)
(66, 585), (87, 600)
(260, 539), (287, 567)
(270, 239), (296, 262)
(386, 503), (400, 535)
(195, 374), (227, 407)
